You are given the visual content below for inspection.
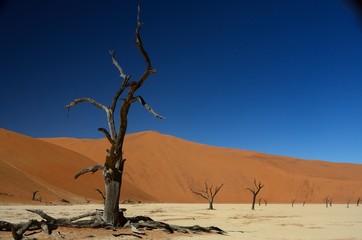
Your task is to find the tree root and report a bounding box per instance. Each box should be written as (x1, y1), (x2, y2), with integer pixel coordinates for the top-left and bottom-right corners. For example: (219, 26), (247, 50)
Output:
(0, 209), (226, 239)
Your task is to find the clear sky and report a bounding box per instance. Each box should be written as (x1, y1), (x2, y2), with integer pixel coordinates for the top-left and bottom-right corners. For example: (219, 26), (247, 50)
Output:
(1, 1), (362, 164)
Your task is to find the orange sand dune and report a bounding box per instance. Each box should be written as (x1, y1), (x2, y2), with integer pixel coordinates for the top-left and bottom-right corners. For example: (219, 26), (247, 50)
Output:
(0, 129), (155, 204)
(43, 130), (362, 204)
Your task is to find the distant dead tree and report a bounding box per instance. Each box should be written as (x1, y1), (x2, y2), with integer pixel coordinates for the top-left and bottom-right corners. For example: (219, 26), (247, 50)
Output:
(325, 197), (330, 208)
(357, 197), (361, 206)
(32, 191), (41, 202)
(302, 201), (306, 206)
(291, 199), (296, 207)
(191, 181), (224, 210)
(347, 198), (351, 208)
(246, 179), (264, 210)
(263, 199), (268, 206)
(258, 198), (262, 206)
(67, 4), (164, 226)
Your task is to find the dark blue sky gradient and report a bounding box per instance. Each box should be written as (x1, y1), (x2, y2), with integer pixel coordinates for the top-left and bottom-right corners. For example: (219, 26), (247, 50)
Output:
(1, 1), (362, 163)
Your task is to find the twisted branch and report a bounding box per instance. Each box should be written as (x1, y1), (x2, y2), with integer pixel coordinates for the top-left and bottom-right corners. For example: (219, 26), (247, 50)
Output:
(66, 98), (108, 112)
(74, 165), (104, 179)
(135, 96), (165, 119)
(109, 50), (128, 80)
(98, 128), (115, 145)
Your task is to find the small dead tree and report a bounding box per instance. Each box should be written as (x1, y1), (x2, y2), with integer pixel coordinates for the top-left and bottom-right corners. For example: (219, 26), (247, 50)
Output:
(357, 197), (361, 206)
(32, 191), (41, 202)
(67, 4), (164, 226)
(347, 198), (351, 208)
(191, 182), (224, 210)
(291, 199), (296, 207)
(246, 179), (264, 210)
(324, 196), (333, 208)
(325, 197), (329, 208)
(263, 199), (268, 206)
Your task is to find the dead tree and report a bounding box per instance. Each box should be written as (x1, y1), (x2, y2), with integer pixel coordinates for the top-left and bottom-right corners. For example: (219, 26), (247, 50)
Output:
(191, 182), (224, 210)
(291, 199), (296, 207)
(325, 196), (332, 208)
(67, 4), (164, 226)
(347, 198), (351, 208)
(32, 191), (41, 202)
(325, 197), (329, 208)
(246, 179), (264, 210)
(357, 197), (361, 206)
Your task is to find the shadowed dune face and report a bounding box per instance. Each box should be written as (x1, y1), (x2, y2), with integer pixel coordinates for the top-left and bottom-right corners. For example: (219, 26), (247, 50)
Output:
(1, 128), (362, 204)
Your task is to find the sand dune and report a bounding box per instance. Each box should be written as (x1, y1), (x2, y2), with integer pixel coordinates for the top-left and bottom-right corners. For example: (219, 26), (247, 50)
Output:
(0, 129), (155, 204)
(41, 130), (362, 204)
(1, 128), (362, 204)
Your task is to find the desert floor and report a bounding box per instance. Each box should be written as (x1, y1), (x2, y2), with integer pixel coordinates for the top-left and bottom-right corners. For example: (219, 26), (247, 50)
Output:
(0, 203), (361, 240)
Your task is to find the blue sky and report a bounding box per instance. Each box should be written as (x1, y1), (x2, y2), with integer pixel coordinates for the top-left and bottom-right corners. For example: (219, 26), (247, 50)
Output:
(1, 1), (362, 164)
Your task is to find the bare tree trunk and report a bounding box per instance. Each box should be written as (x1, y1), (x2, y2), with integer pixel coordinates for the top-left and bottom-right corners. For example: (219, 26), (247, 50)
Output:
(251, 194), (257, 210)
(103, 170), (122, 225)
(208, 200), (213, 210)
(325, 197), (329, 208)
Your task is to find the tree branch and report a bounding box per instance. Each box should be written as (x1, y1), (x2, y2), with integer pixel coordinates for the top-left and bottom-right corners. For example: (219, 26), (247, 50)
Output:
(133, 3), (156, 92)
(212, 184), (224, 198)
(135, 96), (164, 119)
(109, 50), (128, 81)
(246, 188), (255, 194)
(190, 189), (208, 200)
(74, 165), (104, 179)
(98, 128), (115, 145)
(66, 98), (108, 112)
(135, 3), (152, 72)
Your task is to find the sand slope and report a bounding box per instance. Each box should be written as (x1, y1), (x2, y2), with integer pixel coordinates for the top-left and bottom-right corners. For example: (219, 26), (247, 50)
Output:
(42, 130), (362, 204)
(0, 129), (155, 204)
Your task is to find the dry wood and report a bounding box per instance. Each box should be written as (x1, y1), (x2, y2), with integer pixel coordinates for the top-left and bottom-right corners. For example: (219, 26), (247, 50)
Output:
(1, 209), (225, 239)
(73, 164), (104, 179)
